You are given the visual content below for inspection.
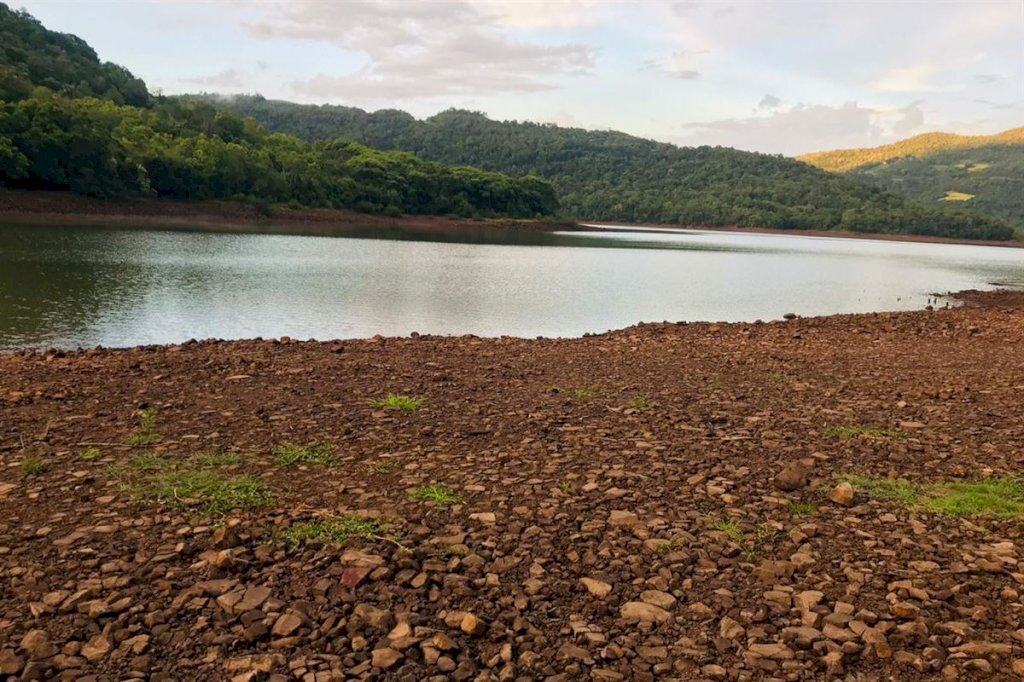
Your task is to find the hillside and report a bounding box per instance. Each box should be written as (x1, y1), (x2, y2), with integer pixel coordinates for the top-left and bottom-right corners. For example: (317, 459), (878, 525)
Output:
(798, 127), (1024, 173)
(0, 4), (149, 106)
(195, 95), (1015, 240)
(0, 4), (558, 219)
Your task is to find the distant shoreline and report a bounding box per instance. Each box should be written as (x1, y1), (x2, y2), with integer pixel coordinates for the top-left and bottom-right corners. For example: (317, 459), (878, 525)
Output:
(2, 190), (1020, 248)
(0, 190), (580, 236)
(586, 220), (1024, 249)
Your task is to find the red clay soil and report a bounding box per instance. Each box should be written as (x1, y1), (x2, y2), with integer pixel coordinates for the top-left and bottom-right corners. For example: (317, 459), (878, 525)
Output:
(0, 190), (579, 236)
(585, 221), (1024, 249)
(1, 292), (1024, 680)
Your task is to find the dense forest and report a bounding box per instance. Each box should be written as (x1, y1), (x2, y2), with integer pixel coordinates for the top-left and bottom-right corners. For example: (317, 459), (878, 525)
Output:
(800, 129), (1024, 233)
(200, 96), (1016, 240)
(0, 5), (558, 219)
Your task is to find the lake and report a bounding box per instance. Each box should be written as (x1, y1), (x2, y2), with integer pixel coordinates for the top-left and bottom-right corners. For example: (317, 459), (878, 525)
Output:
(1, 223), (1022, 350)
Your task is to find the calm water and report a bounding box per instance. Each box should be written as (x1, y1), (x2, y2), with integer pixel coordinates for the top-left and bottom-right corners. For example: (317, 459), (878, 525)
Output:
(1, 223), (1023, 350)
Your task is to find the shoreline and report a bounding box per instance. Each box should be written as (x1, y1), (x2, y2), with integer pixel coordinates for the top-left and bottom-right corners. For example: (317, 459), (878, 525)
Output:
(586, 220), (1024, 249)
(1, 290), (1023, 679)
(0, 189), (580, 236)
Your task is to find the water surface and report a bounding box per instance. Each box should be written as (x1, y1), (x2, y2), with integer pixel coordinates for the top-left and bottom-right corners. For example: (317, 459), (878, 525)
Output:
(1, 223), (1022, 350)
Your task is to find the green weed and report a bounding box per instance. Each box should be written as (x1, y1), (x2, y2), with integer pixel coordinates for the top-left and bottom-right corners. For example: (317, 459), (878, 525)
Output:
(370, 394), (424, 411)
(274, 442), (334, 467)
(410, 484), (464, 505)
(786, 500), (818, 516)
(21, 455), (45, 475)
(129, 408), (158, 446)
(824, 425), (907, 441)
(627, 395), (649, 412)
(283, 516), (380, 547)
(77, 447), (102, 462)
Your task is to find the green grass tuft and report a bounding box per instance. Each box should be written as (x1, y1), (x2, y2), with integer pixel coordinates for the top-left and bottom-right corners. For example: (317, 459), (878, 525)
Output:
(410, 484), (464, 505)
(274, 442), (334, 467)
(786, 500), (818, 516)
(627, 395), (649, 412)
(283, 516), (380, 547)
(823, 425), (907, 441)
(845, 475), (917, 504)
(21, 455), (45, 475)
(128, 408), (158, 446)
(370, 394), (424, 411)
(77, 447), (102, 462)
(192, 452), (240, 468)
(137, 469), (272, 514)
(713, 519), (744, 542)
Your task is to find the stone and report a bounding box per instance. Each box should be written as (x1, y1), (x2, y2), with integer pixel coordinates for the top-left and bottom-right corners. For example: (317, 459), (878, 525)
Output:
(19, 630), (55, 660)
(234, 586), (271, 613)
(81, 634), (112, 662)
(371, 648), (402, 669)
(619, 601), (672, 624)
(0, 649), (24, 675)
(719, 616), (745, 640)
(580, 577), (612, 598)
(829, 482), (855, 506)
(271, 612), (303, 637)
(774, 460), (810, 491)
(469, 512), (496, 523)
(950, 642), (1013, 658)
(640, 590), (676, 609)
(608, 510), (639, 527)
(748, 642), (794, 660)
(460, 612), (485, 635)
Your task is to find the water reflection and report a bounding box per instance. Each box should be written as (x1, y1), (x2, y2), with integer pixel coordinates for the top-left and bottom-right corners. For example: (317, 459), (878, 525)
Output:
(1, 222), (1022, 350)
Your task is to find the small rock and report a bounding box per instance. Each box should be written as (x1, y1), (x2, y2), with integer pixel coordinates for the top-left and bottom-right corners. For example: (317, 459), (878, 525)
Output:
(81, 634), (111, 662)
(580, 577), (612, 598)
(620, 601), (672, 624)
(775, 460), (810, 491)
(19, 631), (55, 660)
(829, 482), (855, 506)
(271, 613), (303, 637)
(371, 648), (402, 669)
(460, 612), (485, 635)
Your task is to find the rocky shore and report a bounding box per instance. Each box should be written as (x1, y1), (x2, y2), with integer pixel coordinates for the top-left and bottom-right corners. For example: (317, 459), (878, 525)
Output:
(1, 291), (1023, 680)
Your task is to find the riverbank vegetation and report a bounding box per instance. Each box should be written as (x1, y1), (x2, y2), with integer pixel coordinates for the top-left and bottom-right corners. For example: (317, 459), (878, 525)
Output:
(0, 5), (558, 219)
(205, 96), (1016, 241)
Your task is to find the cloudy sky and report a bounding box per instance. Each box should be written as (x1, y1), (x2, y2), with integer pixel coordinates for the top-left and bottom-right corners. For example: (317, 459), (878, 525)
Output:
(16, 0), (1024, 155)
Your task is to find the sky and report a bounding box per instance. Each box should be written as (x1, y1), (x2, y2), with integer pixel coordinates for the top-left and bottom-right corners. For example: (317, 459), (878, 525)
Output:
(15, 0), (1024, 156)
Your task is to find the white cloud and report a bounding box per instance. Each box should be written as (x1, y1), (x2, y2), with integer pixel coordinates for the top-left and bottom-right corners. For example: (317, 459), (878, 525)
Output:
(676, 100), (931, 155)
(245, 0), (595, 103)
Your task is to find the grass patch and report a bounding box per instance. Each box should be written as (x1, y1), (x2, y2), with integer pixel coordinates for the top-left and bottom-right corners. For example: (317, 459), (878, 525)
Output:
(77, 447), (102, 462)
(627, 395), (649, 412)
(283, 515), (380, 547)
(21, 455), (45, 475)
(558, 480), (571, 494)
(128, 408), (158, 446)
(274, 442), (333, 467)
(137, 469), (272, 514)
(786, 501), (818, 516)
(126, 453), (170, 471)
(192, 452), (240, 468)
(845, 475), (1024, 518)
(410, 484), (464, 505)
(571, 387), (595, 399)
(711, 518), (777, 561)
(370, 394), (424, 411)
(823, 425), (906, 441)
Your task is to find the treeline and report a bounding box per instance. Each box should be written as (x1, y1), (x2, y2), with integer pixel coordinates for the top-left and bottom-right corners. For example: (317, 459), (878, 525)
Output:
(202, 96), (1016, 241)
(0, 4), (558, 219)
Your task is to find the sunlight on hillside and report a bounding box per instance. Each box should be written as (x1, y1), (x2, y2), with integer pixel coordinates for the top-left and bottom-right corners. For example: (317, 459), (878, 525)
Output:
(941, 191), (975, 202)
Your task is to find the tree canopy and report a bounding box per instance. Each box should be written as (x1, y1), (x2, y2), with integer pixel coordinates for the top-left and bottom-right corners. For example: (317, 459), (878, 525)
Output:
(202, 96), (1016, 240)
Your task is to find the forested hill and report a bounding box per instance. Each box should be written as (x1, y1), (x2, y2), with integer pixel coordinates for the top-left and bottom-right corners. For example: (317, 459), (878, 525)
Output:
(0, 5), (149, 106)
(194, 95), (1014, 240)
(0, 4), (558, 219)
(799, 128), (1024, 232)
(799, 127), (1024, 173)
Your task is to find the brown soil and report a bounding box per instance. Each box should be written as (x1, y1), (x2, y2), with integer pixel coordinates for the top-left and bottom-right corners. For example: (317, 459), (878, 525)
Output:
(0, 190), (580, 236)
(585, 221), (1024, 249)
(1, 291), (1024, 680)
